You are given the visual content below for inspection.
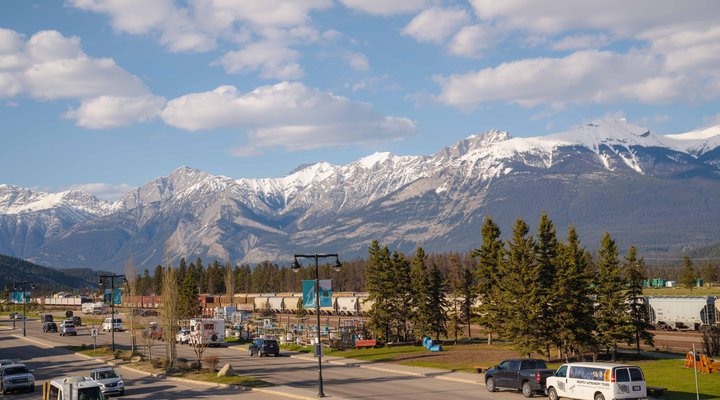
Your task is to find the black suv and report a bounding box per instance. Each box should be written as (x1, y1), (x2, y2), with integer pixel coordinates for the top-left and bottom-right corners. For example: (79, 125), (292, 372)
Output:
(249, 338), (280, 357)
(42, 322), (58, 333)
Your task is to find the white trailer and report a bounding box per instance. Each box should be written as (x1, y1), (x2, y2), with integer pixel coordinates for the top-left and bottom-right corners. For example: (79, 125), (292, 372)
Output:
(82, 302), (107, 315)
(646, 296), (717, 330)
(189, 318), (226, 347)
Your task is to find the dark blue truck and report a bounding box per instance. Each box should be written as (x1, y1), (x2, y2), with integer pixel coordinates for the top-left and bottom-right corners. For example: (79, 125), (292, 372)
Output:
(484, 359), (555, 397)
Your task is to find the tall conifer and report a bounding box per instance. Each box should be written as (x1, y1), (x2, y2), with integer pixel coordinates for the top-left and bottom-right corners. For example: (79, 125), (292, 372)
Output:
(623, 246), (654, 352)
(472, 217), (504, 343)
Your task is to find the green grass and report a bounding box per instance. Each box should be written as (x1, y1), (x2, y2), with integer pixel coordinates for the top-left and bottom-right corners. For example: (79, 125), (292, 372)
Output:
(281, 344), (312, 353)
(174, 371), (272, 388)
(66, 345), (115, 357)
(639, 359), (720, 399)
(327, 345), (427, 362)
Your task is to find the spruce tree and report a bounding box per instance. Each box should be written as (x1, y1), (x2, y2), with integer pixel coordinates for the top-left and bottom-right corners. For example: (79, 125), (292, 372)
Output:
(459, 266), (477, 340)
(152, 265), (164, 295)
(179, 270), (200, 318)
(594, 233), (634, 361)
(555, 227), (596, 361)
(472, 216), (504, 343)
(365, 241), (394, 343)
(391, 251), (412, 341)
(533, 212), (559, 359)
(427, 263), (449, 341)
(701, 263), (718, 285)
(680, 255), (696, 290)
(411, 247), (432, 339)
(623, 246), (654, 352)
(501, 218), (541, 356)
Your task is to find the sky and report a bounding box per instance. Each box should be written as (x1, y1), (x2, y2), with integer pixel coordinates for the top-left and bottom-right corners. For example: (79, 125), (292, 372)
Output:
(1, 0), (719, 200)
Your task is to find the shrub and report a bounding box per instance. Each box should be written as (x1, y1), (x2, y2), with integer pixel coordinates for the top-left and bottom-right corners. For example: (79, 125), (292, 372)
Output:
(204, 355), (220, 371)
(176, 357), (189, 370)
(151, 358), (163, 369)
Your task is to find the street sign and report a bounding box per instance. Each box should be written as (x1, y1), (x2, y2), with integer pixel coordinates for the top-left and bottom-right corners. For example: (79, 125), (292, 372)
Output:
(91, 328), (98, 337)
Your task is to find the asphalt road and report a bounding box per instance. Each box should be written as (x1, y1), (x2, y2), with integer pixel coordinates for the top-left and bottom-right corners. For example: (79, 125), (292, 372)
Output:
(2, 316), (524, 400)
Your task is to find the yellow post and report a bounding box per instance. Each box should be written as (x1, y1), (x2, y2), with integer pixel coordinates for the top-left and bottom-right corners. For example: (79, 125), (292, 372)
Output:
(42, 381), (49, 400)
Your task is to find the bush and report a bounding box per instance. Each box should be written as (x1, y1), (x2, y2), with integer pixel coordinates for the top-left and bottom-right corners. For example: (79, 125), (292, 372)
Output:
(204, 355), (220, 371)
(151, 358), (163, 369)
(176, 358), (189, 370)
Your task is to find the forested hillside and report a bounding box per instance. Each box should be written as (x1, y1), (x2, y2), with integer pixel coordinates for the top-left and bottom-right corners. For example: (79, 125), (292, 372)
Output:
(0, 254), (103, 293)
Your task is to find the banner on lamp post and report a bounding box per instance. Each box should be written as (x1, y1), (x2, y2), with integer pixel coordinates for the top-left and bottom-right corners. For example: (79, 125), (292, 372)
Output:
(104, 288), (122, 305)
(302, 280), (332, 308)
(10, 292), (30, 304)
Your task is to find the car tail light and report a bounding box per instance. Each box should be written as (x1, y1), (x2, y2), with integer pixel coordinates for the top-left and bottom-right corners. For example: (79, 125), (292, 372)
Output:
(535, 372), (541, 383)
(610, 373), (616, 382)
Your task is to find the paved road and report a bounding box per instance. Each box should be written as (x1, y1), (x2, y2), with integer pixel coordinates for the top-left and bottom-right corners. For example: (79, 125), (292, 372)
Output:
(2, 316), (524, 400)
(0, 324), (281, 399)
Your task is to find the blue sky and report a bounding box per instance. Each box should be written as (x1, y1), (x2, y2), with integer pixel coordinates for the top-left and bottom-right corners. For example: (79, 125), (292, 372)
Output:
(1, 0), (719, 200)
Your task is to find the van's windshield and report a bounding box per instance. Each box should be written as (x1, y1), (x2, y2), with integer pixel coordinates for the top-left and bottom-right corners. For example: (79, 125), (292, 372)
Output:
(78, 386), (104, 400)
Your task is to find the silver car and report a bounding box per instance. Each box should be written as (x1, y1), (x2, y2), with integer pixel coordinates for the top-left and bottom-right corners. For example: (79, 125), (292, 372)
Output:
(60, 322), (78, 336)
(0, 363), (35, 394)
(89, 366), (124, 396)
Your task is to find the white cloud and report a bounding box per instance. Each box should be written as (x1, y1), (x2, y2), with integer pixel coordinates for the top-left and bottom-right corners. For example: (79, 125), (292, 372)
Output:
(402, 7), (470, 44)
(215, 42), (303, 79)
(468, 0), (719, 37)
(0, 29), (160, 128)
(448, 24), (496, 58)
(69, 182), (135, 201)
(340, 0), (431, 16)
(347, 75), (400, 93)
(69, 0), (334, 77)
(160, 82), (416, 154)
(344, 51), (370, 71)
(66, 95), (166, 129)
(551, 33), (610, 51)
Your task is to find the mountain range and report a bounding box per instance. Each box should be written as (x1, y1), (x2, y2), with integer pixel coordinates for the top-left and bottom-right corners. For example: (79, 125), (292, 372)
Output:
(2, 118), (720, 273)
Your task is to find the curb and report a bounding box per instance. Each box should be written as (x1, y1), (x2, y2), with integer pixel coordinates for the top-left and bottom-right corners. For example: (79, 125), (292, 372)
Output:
(13, 334), (317, 399)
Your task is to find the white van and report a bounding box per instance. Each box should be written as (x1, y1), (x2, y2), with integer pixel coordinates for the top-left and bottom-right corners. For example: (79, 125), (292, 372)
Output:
(188, 318), (225, 347)
(101, 318), (124, 332)
(546, 363), (647, 400)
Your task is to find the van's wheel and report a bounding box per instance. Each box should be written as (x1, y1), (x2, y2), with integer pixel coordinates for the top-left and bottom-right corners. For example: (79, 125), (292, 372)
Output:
(594, 394), (605, 400)
(522, 382), (533, 398)
(548, 387), (560, 400)
(486, 377), (497, 392)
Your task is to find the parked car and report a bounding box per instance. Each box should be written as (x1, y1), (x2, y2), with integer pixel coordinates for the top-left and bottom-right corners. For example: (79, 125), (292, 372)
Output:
(43, 322), (59, 333)
(0, 359), (20, 367)
(89, 366), (124, 397)
(249, 338), (280, 357)
(546, 362), (647, 400)
(142, 323), (164, 341)
(9, 312), (25, 320)
(102, 318), (124, 332)
(42, 314), (54, 323)
(0, 363), (35, 394)
(72, 316), (83, 326)
(60, 322), (77, 336)
(175, 328), (191, 344)
(484, 358), (555, 397)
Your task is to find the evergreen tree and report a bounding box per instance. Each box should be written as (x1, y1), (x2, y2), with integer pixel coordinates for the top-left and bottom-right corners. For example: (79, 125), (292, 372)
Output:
(427, 263), (449, 341)
(680, 255), (696, 290)
(533, 212), (560, 359)
(501, 218), (542, 357)
(701, 263), (718, 285)
(177, 258), (187, 284)
(594, 233), (634, 361)
(139, 269), (151, 295)
(555, 227), (596, 361)
(410, 247), (432, 339)
(178, 270), (200, 319)
(365, 241), (394, 343)
(152, 264), (164, 295)
(472, 217), (504, 343)
(447, 255), (465, 343)
(458, 265), (476, 340)
(623, 246), (654, 352)
(391, 250), (412, 342)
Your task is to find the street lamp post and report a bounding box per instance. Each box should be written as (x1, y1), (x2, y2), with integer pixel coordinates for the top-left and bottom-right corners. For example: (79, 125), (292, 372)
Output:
(291, 253), (342, 398)
(13, 281), (35, 337)
(99, 274), (126, 352)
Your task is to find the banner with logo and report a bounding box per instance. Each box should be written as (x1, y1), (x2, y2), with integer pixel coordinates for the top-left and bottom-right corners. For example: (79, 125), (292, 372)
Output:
(10, 291), (30, 304)
(302, 279), (332, 308)
(103, 288), (122, 305)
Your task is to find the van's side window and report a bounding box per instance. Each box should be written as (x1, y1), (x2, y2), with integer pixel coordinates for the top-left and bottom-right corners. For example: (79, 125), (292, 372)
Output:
(615, 368), (630, 382)
(569, 366), (606, 381)
(498, 361), (509, 370)
(555, 365), (568, 377)
(629, 367), (644, 381)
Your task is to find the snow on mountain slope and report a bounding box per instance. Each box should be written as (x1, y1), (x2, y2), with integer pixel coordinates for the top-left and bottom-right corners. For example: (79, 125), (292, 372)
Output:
(0, 184), (114, 216)
(664, 124), (720, 156)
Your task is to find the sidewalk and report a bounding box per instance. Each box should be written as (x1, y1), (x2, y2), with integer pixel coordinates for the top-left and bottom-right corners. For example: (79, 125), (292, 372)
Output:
(233, 345), (484, 385)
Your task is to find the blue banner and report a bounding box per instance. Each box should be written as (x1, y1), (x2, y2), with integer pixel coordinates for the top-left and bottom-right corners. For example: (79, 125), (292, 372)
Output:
(104, 288), (122, 305)
(10, 292), (30, 304)
(302, 280), (332, 308)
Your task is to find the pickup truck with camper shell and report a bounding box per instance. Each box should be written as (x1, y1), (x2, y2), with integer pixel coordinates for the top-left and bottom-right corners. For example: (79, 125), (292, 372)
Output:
(484, 358), (555, 397)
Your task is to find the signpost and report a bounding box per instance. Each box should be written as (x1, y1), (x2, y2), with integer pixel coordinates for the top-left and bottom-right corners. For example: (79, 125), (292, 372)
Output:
(91, 328), (98, 350)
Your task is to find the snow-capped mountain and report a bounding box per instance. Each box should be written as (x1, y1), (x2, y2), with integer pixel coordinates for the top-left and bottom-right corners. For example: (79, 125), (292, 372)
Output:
(2, 118), (720, 272)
